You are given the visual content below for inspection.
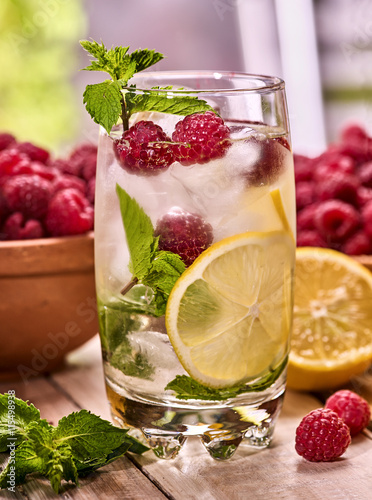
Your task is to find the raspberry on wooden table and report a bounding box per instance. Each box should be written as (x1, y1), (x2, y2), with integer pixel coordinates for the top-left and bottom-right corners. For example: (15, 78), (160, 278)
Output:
(295, 408), (351, 462)
(325, 390), (371, 436)
(114, 120), (175, 174)
(172, 111), (230, 166)
(361, 201), (372, 237)
(296, 230), (327, 248)
(296, 182), (315, 211)
(154, 207), (213, 267)
(317, 172), (360, 206)
(342, 231), (372, 256)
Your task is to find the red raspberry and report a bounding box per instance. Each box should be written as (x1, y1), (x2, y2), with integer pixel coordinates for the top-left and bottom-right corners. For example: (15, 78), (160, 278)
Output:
(244, 136), (289, 186)
(29, 162), (60, 181)
(341, 123), (369, 143)
(154, 207), (213, 267)
(325, 390), (371, 437)
(361, 201), (372, 237)
(342, 230), (372, 255)
(295, 408), (351, 462)
(317, 172), (360, 206)
(0, 149), (28, 178)
(16, 142), (50, 164)
(172, 112), (230, 166)
(114, 121), (174, 174)
(296, 182), (316, 211)
(69, 143), (97, 180)
(45, 188), (94, 236)
(296, 230), (327, 248)
(0, 133), (16, 151)
(86, 177), (95, 205)
(2, 212), (44, 240)
(336, 138), (372, 164)
(52, 175), (86, 195)
(51, 158), (81, 177)
(357, 186), (372, 206)
(3, 174), (51, 220)
(358, 161), (372, 189)
(313, 154), (355, 183)
(297, 204), (319, 231)
(314, 200), (360, 242)
(294, 154), (313, 183)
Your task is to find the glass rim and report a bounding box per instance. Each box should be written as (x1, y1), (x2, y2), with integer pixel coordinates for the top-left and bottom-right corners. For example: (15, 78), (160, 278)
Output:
(129, 70), (285, 94)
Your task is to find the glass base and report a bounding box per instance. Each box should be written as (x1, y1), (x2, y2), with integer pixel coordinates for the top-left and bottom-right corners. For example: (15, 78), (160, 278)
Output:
(105, 377), (285, 460)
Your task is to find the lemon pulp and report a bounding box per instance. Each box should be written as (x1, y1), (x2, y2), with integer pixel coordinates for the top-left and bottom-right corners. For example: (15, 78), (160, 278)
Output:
(288, 247), (372, 391)
(165, 231), (295, 389)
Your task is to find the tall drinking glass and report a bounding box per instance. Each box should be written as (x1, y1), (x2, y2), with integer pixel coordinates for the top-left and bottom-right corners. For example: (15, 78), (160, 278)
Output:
(95, 72), (296, 460)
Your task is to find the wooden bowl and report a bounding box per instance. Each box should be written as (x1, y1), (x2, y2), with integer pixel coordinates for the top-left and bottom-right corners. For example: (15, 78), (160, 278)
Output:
(0, 232), (98, 381)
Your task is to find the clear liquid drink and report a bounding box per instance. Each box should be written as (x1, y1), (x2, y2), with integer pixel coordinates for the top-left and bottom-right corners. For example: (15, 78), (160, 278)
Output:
(94, 72), (296, 460)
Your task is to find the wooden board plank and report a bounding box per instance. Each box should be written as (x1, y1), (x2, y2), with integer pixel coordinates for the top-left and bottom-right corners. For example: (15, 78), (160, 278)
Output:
(51, 334), (372, 500)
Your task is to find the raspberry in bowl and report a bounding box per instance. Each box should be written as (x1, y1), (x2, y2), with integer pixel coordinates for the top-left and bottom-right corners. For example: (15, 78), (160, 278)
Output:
(295, 123), (372, 272)
(0, 137), (98, 380)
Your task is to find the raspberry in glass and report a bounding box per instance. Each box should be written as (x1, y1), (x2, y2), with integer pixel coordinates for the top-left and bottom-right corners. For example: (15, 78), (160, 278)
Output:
(325, 390), (371, 437)
(2, 212), (44, 240)
(314, 200), (360, 242)
(114, 120), (175, 174)
(154, 207), (213, 267)
(244, 136), (289, 186)
(295, 408), (351, 462)
(3, 174), (51, 220)
(45, 188), (94, 237)
(172, 111), (230, 166)
(16, 142), (50, 164)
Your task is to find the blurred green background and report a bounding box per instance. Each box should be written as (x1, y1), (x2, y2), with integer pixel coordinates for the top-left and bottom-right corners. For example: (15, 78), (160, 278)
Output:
(0, 0), (86, 150)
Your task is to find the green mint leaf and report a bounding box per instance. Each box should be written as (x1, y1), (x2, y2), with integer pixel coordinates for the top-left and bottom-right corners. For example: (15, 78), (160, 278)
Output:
(116, 184), (156, 280)
(110, 339), (155, 379)
(53, 410), (131, 462)
(130, 49), (164, 72)
(0, 440), (44, 489)
(143, 251), (185, 295)
(165, 359), (288, 401)
(83, 80), (123, 134)
(0, 393), (40, 451)
(124, 88), (215, 117)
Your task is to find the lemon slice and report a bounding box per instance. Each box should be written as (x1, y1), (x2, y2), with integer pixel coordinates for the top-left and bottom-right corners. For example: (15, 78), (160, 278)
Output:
(165, 231), (295, 388)
(287, 247), (372, 391)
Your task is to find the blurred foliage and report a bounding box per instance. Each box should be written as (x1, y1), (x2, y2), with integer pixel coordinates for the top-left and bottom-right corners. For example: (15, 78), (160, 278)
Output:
(0, 0), (86, 150)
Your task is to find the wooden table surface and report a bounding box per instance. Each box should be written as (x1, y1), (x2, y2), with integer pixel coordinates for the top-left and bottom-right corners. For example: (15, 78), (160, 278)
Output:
(1, 335), (372, 500)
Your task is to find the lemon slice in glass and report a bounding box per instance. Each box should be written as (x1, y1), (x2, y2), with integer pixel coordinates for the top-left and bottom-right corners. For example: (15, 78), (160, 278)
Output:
(288, 247), (372, 391)
(165, 231), (295, 388)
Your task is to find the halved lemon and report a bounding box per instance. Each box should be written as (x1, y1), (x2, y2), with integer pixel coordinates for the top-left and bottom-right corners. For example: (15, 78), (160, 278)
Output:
(287, 247), (372, 391)
(165, 231), (295, 388)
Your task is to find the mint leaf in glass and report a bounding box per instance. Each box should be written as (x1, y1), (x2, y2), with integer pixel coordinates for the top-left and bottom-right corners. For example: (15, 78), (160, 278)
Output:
(116, 183), (185, 315)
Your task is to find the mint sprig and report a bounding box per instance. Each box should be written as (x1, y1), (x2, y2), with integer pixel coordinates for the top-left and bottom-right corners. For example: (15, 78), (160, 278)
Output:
(0, 393), (148, 494)
(165, 358), (288, 401)
(80, 39), (215, 133)
(116, 184), (185, 316)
